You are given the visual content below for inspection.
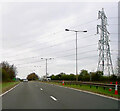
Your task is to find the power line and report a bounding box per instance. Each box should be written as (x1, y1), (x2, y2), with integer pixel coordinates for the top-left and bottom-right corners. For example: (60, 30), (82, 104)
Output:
(3, 17), (117, 53)
(69, 19), (98, 29)
(109, 24), (120, 25)
(55, 55), (98, 65)
(16, 52), (117, 68)
(3, 19), (98, 52)
(16, 59), (44, 66)
(2, 31), (72, 54)
(110, 33), (120, 34)
(75, 55), (98, 61)
(15, 49), (97, 66)
(3, 27), (96, 56)
(55, 50), (97, 59)
(8, 43), (97, 62)
(4, 34), (97, 59)
(109, 17), (119, 19)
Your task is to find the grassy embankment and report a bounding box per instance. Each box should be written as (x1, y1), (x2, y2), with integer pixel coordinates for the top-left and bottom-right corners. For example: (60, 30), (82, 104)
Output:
(44, 81), (120, 99)
(0, 82), (20, 94)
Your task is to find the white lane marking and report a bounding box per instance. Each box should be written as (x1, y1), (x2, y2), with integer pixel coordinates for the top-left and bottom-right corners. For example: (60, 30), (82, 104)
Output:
(50, 96), (57, 101)
(40, 88), (43, 90)
(0, 83), (21, 97)
(69, 87), (119, 101)
(44, 82), (119, 101)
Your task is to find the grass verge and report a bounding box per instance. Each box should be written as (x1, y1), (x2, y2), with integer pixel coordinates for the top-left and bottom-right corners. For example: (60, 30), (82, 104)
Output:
(0, 82), (20, 94)
(44, 82), (120, 99)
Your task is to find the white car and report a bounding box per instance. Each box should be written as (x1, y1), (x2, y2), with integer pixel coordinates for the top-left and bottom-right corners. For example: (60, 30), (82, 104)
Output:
(23, 79), (28, 82)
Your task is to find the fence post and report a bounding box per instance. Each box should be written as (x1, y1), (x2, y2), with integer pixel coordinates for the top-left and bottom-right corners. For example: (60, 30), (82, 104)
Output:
(103, 86), (105, 90)
(90, 85), (92, 88)
(96, 86), (98, 89)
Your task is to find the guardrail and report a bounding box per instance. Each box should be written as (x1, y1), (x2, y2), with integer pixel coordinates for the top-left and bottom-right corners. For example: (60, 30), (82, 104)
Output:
(49, 80), (120, 90)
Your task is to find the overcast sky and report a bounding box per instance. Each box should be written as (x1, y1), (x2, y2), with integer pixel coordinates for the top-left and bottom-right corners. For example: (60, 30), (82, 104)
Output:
(0, 1), (118, 79)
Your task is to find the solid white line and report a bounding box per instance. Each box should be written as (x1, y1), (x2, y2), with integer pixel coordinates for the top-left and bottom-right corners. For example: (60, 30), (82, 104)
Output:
(44, 83), (119, 101)
(50, 96), (57, 101)
(40, 88), (43, 90)
(0, 83), (20, 97)
(69, 87), (119, 101)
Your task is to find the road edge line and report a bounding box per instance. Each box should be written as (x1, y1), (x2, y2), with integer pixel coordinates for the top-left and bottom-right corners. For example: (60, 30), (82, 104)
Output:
(44, 82), (119, 101)
(68, 87), (119, 101)
(0, 82), (21, 97)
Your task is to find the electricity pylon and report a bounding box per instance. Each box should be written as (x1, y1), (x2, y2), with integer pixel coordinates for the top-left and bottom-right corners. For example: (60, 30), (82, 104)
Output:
(97, 8), (114, 76)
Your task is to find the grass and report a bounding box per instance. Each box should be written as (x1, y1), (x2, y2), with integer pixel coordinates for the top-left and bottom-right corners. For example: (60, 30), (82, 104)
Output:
(44, 82), (120, 99)
(0, 81), (20, 94)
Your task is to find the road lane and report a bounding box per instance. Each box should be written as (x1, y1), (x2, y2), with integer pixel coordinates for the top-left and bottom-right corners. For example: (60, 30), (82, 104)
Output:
(2, 82), (63, 109)
(2, 81), (119, 109)
(34, 82), (119, 109)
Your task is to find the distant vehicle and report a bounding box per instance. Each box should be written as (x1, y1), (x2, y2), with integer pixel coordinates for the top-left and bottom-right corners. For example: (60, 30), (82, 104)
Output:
(23, 79), (28, 82)
(41, 77), (51, 81)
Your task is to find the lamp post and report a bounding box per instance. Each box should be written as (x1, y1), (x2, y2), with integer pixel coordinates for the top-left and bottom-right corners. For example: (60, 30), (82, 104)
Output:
(65, 29), (87, 81)
(41, 58), (54, 80)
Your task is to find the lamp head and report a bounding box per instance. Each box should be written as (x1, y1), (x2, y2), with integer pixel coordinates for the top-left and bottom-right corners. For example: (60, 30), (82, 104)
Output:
(65, 29), (69, 31)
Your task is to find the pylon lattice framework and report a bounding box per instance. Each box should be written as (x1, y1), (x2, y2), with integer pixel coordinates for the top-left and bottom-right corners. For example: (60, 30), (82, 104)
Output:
(97, 8), (114, 76)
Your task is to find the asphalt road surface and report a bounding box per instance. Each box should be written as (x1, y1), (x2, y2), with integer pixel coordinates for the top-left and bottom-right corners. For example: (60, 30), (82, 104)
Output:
(2, 81), (119, 109)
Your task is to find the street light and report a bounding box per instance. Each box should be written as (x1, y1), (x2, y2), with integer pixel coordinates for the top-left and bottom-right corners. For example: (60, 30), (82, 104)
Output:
(65, 29), (70, 31)
(65, 29), (87, 81)
(41, 58), (54, 80)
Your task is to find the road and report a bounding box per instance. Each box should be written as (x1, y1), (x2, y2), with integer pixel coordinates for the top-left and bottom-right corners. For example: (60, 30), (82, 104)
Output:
(2, 81), (119, 109)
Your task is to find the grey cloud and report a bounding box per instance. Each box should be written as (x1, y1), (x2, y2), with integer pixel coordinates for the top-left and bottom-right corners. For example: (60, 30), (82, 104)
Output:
(1, 2), (118, 79)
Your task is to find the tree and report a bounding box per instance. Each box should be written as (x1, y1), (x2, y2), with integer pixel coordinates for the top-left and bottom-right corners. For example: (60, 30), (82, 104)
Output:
(27, 73), (39, 81)
(50, 75), (56, 80)
(2, 69), (10, 81)
(50, 73), (76, 80)
(69, 74), (76, 80)
(1, 61), (17, 82)
(9, 65), (17, 80)
(80, 69), (88, 76)
(90, 71), (103, 81)
(109, 74), (117, 81)
(79, 69), (90, 81)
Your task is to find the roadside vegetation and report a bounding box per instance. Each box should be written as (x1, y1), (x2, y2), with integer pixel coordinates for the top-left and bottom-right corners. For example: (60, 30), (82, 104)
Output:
(2, 82), (20, 93)
(49, 57), (120, 82)
(44, 81), (120, 99)
(27, 73), (39, 81)
(50, 70), (120, 82)
(1, 61), (17, 82)
(46, 58), (120, 99)
(0, 61), (20, 94)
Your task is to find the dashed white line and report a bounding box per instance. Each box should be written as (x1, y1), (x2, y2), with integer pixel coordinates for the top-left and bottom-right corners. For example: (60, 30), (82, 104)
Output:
(50, 96), (57, 101)
(40, 88), (43, 90)
(55, 84), (119, 101)
(43, 82), (118, 101)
